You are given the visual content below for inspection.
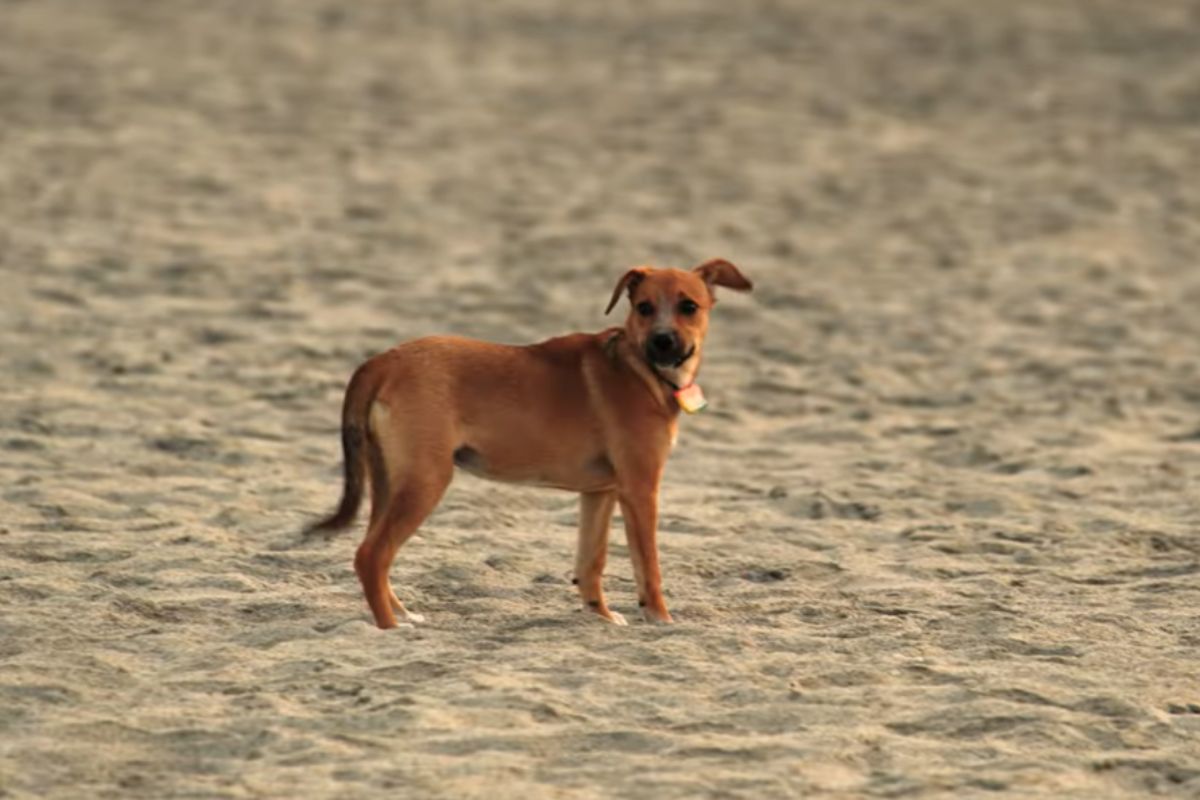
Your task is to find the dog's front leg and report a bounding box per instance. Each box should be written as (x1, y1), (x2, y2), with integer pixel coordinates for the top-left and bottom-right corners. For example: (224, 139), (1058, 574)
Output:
(575, 490), (625, 625)
(618, 483), (673, 624)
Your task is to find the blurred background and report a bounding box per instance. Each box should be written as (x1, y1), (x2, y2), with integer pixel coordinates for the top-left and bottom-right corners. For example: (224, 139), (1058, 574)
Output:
(3, 1), (1200, 797)
(4, 1), (1199, 420)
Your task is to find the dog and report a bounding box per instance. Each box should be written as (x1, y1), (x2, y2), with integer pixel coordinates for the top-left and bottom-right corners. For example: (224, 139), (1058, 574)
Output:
(307, 259), (753, 628)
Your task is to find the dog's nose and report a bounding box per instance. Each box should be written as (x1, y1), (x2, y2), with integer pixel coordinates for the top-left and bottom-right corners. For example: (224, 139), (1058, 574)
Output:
(651, 333), (675, 354)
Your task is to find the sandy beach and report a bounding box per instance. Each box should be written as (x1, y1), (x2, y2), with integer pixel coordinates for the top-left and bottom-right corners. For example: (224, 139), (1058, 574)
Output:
(2, 1), (1199, 796)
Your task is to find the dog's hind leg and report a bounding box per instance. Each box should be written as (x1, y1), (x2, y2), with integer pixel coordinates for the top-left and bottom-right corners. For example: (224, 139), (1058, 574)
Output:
(575, 490), (624, 624)
(355, 399), (453, 629)
(355, 463), (451, 629)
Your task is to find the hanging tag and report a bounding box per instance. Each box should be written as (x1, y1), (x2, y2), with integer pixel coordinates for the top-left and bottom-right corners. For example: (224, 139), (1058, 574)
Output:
(674, 383), (708, 414)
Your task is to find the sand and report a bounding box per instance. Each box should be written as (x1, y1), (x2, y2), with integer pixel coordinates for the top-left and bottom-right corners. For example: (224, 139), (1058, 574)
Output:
(2, 0), (1200, 797)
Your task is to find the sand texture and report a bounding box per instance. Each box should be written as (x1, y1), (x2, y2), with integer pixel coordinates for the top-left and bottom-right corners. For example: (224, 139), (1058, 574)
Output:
(2, 1), (1200, 797)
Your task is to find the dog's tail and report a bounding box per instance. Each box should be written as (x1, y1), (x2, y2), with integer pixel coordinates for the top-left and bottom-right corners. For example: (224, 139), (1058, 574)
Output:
(305, 363), (377, 537)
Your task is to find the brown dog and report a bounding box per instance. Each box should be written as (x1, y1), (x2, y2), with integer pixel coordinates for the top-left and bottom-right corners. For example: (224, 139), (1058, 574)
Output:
(307, 259), (752, 628)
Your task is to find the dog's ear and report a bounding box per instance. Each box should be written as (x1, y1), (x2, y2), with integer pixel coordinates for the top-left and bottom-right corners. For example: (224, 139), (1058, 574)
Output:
(693, 259), (753, 293)
(605, 267), (649, 314)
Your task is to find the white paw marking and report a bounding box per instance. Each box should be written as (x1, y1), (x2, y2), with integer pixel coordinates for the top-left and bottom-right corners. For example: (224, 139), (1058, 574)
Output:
(640, 607), (673, 625)
(583, 605), (627, 625)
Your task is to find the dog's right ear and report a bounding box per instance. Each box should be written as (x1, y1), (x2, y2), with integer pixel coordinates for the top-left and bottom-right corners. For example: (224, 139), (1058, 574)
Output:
(605, 268), (648, 314)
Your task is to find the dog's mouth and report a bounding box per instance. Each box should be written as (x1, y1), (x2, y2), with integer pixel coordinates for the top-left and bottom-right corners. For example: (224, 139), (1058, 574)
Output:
(646, 343), (695, 369)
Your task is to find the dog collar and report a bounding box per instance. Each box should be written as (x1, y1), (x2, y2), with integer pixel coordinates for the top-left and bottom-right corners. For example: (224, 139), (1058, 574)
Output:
(673, 383), (708, 414)
(650, 364), (707, 415)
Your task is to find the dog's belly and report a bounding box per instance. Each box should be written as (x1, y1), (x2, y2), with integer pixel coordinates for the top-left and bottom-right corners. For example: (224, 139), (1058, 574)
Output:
(453, 445), (615, 492)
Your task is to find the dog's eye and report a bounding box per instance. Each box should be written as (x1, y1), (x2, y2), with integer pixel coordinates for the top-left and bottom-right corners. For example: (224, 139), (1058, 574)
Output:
(678, 300), (699, 316)
(636, 301), (655, 317)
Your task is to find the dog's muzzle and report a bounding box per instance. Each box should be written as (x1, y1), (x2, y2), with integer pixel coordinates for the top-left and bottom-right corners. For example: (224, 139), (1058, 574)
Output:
(646, 332), (693, 368)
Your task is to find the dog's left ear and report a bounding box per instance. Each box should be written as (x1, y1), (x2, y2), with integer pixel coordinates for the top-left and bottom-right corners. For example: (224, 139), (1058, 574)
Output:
(605, 267), (649, 314)
(693, 259), (753, 293)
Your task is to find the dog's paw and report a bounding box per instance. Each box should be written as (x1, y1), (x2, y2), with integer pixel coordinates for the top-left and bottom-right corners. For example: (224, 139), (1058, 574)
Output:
(389, 593), (425, 624)
(583, 605), (627, 625)
(640, 607), (674, 625)
(373, 619), (416, 630)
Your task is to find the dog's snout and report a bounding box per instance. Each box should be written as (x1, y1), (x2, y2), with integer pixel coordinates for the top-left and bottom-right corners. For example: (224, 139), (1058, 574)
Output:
(651, 333), (675, 353)
(646, 331), (684, 366)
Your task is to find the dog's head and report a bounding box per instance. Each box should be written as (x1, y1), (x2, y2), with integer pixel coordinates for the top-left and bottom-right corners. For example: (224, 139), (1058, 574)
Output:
(605, 259), (752, 387)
